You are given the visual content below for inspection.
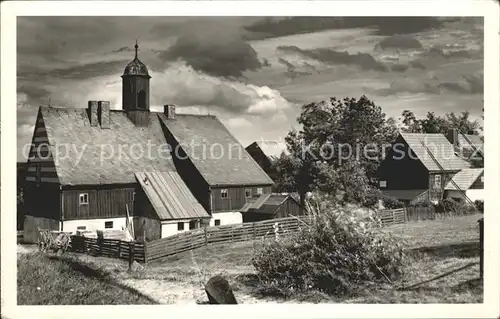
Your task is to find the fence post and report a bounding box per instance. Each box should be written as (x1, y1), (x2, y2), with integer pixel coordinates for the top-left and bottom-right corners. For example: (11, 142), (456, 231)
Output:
(204, 227), (208, 246)
(128, 241), (135, 270)
(253, 222), (256, 240)
(478, 218), (484, 279)
(231, 226), (234, 242)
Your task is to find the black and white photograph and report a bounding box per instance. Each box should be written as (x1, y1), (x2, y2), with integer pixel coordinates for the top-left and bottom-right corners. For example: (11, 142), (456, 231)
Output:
(2, 1), (500, 318)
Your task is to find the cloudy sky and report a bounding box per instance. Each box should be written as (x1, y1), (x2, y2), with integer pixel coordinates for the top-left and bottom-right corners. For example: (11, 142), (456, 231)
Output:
(17, 16), (483, 161)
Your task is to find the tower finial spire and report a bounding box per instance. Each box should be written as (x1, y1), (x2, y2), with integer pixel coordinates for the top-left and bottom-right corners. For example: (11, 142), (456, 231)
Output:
(134, 40), (139, 59)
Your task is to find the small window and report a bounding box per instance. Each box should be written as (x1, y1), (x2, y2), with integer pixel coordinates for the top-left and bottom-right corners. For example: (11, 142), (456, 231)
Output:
(79, 193), (89, 205)
(76, 226), (86, 230)
(434, 175), (442, 189)
(214, 219), (221, 226)
(245, 189), (252, 198)
(177, 222), (184, 231)
(379, 180), (387, 188)
(104, 221), (113, 229)
(256, 187), (263, 195)
(221, 189), (228, 199)
(189, 220), (197, 230)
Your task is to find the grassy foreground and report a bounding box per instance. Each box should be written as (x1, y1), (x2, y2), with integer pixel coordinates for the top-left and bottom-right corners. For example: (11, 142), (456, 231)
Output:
(17, 214), (483, 304)
(17, 251), (157, 305)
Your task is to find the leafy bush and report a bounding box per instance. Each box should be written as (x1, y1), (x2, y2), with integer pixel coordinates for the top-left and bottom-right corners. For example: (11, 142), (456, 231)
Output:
(251, 205), (407, 297)
(382, 195), (405, 209)
(475, 200), (484, 213)
(411, 200), (433, 208)
(438, 198), (478, 215)
(360, 187), (382, 208)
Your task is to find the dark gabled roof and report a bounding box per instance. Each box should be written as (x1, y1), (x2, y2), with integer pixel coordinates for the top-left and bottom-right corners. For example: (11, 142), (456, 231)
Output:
(159, 114), (274, 186)
(241, 194), (297, 215)
(399, 133), (470, 172)
(40, 106), (174, 185)
(135, 171), (210, 220)
(444, 168), (484, 191)
(246, 140), (287, 158)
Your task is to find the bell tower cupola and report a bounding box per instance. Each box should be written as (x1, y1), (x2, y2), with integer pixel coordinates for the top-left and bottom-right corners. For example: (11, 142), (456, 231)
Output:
(122, 41), (151, 112)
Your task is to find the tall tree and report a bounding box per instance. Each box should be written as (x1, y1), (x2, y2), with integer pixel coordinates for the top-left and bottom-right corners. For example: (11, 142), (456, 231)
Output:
(400, 110), (481, 134)
(274, 95), (397, 207)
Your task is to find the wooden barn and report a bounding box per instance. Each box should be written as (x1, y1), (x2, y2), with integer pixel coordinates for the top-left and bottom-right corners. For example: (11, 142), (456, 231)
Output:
(245, 140), (287, 183)
(22, 43), (275, 242)
(159, 111), (275, 227)
(240, 194), (302, 223)
(378, 132), (471, 205)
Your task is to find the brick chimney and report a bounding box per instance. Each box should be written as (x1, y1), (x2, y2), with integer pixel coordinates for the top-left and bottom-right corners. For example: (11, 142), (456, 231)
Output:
(164, 104), (176, 119)
(98, 101), (111, 129)
(446, 128), (459, 147)
(88, 101), (98, 127)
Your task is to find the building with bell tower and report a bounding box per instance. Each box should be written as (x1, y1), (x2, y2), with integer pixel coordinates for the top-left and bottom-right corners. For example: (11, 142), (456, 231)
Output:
(122, 41), (151, 126)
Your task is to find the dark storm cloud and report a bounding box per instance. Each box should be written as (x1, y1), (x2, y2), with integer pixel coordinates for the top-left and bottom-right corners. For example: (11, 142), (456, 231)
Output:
(278, 58), (296, 71)
(278, 45), (387, 72)
(372, 73), (483, 97)
(112, 46), (134, 53)
(18, 60), (130, 81)
(17, 85), (51, 103)
(157, 32), (263, 78)
(438, 74), (484, 95)
(390, 64), (409, 72)
(245, 17), (448, 40)
(409, 60), (427, 70)
(374, 35), (424, 51)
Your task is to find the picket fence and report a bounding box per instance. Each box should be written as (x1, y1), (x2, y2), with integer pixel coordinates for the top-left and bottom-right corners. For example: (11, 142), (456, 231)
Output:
(69, 235), (146, 263)
(144, 216), (313, 262)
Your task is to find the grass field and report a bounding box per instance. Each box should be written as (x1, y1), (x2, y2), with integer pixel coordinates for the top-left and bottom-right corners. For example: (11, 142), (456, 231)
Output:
(17, 214), (482, 304)
(17, 250), (157, 305)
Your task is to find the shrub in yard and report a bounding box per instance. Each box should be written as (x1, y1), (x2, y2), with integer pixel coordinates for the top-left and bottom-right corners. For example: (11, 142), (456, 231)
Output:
(382, 195), (405, 209)
(360, 187), (382, 208)
(475, 200), (484, 213)
(251, 205), (407, 297)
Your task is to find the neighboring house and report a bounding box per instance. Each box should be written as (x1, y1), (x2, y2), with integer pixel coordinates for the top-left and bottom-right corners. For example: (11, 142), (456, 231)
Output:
(23, 43), (273, 243)
(245, 140), (287, 183)
(446, 128), (484, 167)
(444, 168), (484, 203)
(240, 193), (302, 223)
(378, 132), (471, 205)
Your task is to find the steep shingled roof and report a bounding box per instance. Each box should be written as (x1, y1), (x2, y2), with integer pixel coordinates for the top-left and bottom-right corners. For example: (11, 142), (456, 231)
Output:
(135, 171), (210, 220)
(400, 133), (470, 172)
(159, 114), (274, 186)
(40, 107), (174, 185)
(445, 168), (484, 191)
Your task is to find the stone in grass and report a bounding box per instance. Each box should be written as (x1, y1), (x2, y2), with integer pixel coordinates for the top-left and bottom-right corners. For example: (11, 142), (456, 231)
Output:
(128, 260), (144, 272)
(204, 275), (238, 304)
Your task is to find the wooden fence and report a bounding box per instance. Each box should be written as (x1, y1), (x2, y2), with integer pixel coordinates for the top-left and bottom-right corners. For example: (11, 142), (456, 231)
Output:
(144, 216), (312, 262)
(64, 208), (407, 263)
(406, 206), (436, 221)
(69, 236), (146, 263)
(373, 208), (406, 226)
